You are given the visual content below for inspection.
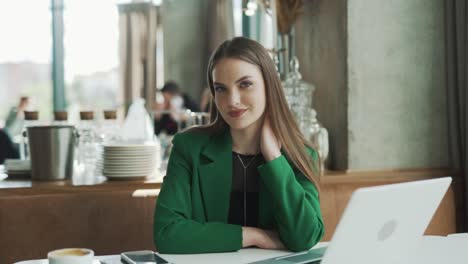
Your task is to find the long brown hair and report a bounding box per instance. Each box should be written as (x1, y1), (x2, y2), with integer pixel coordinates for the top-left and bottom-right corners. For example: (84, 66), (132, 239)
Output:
(196, 37), (320, 188)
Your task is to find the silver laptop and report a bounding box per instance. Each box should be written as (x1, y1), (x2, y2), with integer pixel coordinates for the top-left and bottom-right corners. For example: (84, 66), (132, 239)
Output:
(251, 177), (452, 264)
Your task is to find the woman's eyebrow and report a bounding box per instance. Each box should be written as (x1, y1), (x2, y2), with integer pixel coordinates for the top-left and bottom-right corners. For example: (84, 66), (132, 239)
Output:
(213, 75), (252, 86)
(213, 81), (225, 86)
(235, 75), (252, 84)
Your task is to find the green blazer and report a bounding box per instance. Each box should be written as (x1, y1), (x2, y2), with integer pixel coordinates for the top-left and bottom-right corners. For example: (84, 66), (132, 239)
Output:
(153, 129), (324, 254)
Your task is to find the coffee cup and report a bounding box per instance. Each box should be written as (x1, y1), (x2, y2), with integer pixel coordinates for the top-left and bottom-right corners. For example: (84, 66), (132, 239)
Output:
(47, 248), (94, 264)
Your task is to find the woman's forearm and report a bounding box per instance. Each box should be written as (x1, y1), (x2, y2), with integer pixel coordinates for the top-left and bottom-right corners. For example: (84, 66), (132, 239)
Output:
(242, 227), (286, 250)
(242, 226), (258, 247)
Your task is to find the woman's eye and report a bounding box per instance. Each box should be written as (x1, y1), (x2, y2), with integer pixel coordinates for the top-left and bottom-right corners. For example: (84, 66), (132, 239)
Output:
(214, 86), (225, 93)
(240, 81), (252, 88)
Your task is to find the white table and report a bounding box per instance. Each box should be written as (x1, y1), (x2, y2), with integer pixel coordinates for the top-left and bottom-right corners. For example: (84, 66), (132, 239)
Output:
(15, 243), (328, 264)
(15, 235), (468, 264)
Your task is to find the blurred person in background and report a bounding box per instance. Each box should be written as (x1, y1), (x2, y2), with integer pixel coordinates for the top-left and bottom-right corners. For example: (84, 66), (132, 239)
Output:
(154, 81), (200, 135)
(0, 129), (19, 164)
(3, 96), (29, 140)
(0, 96), (27, 163)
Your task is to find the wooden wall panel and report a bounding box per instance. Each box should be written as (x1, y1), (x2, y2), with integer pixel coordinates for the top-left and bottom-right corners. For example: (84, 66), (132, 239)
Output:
(0, 191), (157, 264)
(319, 182), (457, 241)
(0, 170), (461, 263)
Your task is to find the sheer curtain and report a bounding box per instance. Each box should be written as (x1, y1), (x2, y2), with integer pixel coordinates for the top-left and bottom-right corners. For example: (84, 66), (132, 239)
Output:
(118, 2), (158, 112)
(202, 0), (235, 110)
(445, 0), (468, 231)
(207, 0), (235, 54)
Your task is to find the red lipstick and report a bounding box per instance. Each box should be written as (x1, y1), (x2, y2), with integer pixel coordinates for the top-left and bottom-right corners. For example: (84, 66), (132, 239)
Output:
(228, 109), (247, 118)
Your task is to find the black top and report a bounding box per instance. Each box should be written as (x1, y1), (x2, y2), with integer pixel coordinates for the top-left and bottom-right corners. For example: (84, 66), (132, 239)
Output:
(0, 129), (19, 164)
(227, 152), (265, 227)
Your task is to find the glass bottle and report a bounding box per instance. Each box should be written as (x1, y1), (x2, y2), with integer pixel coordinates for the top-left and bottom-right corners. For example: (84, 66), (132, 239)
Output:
(19, 111), (40, 160)
(282, 56), (316, 136)
(77, 111), (98, 175)
(100, 110), (121, 144)
(308, 109), (329, 176)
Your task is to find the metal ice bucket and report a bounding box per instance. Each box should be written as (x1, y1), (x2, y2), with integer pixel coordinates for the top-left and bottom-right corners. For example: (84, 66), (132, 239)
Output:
(27, 125), (76, 181)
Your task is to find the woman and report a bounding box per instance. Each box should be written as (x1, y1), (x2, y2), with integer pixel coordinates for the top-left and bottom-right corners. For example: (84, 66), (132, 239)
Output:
(154, 37), (324, 254)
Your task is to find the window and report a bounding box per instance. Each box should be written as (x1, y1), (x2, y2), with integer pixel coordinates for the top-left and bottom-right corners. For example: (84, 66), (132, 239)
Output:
(0, 0), (163, 126)
(63, 0), (122, 123)
(0, 0), (52, 125)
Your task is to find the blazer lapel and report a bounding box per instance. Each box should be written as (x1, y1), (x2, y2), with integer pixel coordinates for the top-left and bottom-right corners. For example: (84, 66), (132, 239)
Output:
(198, 130), (232, 222)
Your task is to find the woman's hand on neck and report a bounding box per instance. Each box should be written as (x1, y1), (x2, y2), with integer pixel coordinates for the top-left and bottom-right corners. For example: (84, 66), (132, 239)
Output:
(260, 114), (281, 161)
(231, 121), (262, 155)
(230, 114), (282, 161)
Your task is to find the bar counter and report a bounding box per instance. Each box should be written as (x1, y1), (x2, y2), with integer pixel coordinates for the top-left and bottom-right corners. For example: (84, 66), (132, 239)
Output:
(0, 168), (460, 263)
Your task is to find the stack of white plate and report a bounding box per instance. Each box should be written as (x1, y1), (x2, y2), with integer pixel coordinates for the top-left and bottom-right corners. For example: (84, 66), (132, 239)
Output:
(100, 143), (159, 180)
(4, 159), (31, 178)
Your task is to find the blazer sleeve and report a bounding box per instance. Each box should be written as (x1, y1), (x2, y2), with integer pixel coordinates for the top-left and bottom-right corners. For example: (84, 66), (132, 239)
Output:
(153, 134), (242, 254)
(257, 148), (325, 252)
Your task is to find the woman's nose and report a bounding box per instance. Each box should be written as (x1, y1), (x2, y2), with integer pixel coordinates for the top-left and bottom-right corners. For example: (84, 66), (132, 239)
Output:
(228, 89), (241, 106)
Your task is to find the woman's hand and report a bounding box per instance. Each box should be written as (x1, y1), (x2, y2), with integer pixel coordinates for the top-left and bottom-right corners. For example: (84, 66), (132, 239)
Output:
(255, 229), (286, 250)
(242, 227), (286, 250)
(260, 114), (282, 161)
